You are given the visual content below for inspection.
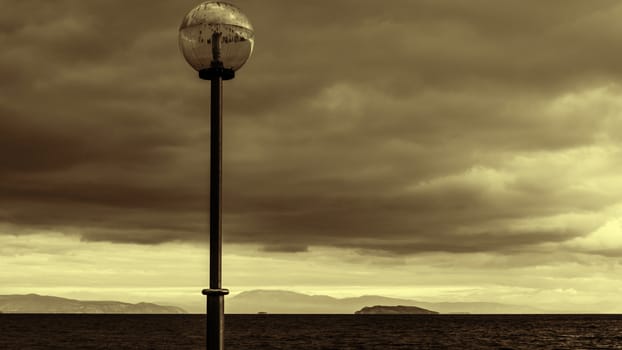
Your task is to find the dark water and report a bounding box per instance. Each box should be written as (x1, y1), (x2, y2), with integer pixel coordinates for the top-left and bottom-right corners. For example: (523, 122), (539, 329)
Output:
(1, 314), (622, 349)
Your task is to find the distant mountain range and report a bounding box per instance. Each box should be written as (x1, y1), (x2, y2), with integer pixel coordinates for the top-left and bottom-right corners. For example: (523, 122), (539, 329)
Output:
(226, 290), (550, 314)
(0, 290), (553, 314)
(0, 294), (186, 314)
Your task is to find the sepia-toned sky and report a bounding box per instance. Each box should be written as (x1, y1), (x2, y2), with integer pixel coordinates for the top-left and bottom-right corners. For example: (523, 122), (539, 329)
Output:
(3, 0), (622, 313)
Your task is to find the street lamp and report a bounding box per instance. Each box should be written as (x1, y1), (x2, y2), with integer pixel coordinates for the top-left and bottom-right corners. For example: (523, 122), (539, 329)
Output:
(179, 2), (254, 349)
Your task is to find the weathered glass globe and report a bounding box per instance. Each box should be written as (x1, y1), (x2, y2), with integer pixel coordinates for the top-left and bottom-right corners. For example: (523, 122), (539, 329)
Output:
(179, 1), (254, 72)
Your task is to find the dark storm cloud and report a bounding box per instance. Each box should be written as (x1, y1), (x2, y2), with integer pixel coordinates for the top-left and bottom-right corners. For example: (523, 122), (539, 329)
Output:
(1, 0), (621, 253)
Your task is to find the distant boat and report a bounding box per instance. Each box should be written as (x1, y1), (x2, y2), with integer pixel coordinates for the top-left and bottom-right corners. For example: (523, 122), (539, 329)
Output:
(257, 311), (268, 315)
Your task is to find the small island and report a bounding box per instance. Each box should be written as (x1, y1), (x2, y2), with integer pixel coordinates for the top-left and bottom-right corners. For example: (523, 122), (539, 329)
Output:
(355, 305), (438, 315)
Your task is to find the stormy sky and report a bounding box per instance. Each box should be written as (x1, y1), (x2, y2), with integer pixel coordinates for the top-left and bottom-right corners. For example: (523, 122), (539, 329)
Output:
(3, 0), (622, 312)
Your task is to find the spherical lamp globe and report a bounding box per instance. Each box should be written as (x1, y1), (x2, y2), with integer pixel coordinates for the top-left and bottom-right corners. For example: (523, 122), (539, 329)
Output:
(179, 1), (254, 76)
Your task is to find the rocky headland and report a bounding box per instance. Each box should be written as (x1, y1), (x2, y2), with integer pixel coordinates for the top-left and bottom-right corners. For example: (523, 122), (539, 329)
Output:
(0, 294), (186, 314)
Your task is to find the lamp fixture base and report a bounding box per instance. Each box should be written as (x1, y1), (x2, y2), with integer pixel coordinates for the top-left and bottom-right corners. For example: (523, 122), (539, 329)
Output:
(199, 68), (235, 81)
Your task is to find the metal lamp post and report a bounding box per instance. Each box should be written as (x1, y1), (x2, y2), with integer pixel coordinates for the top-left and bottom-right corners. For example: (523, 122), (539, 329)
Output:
(178, 2), (254, 349)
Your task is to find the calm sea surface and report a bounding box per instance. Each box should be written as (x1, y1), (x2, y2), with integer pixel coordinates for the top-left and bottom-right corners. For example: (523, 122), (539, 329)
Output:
(1, 314), (621, 349)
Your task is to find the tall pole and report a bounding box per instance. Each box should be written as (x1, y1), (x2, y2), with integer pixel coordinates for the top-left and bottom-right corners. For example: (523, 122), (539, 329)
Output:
(205, 73), (226, 350)
(179, 3), (253, 350)
(201, 31), (229, 350)
(210, 72), (223, 293)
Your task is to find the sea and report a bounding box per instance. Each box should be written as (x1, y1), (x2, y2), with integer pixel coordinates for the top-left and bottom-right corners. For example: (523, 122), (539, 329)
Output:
(1, 314), (621, 349)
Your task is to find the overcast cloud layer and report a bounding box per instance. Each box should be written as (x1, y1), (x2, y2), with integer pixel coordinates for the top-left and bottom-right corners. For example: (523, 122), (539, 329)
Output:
(2, 0), (622, 260)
